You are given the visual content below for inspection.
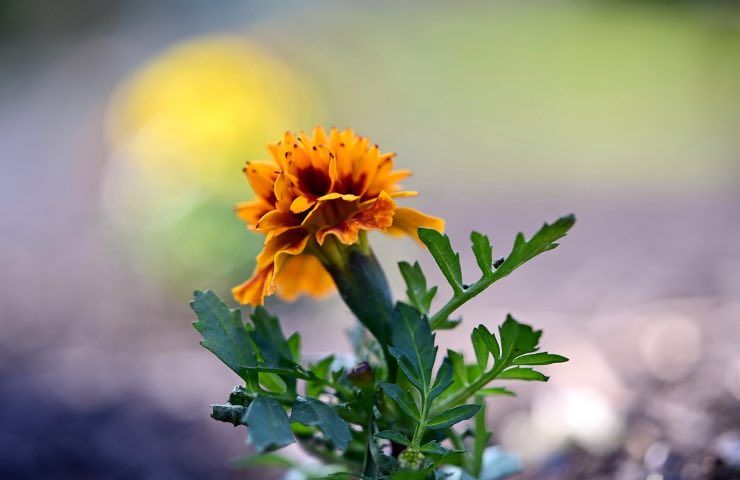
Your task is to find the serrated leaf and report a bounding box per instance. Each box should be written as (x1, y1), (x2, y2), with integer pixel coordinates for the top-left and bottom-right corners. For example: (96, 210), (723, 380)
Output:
(494, 214), (575, 279)
(433, 316), (462, 331)
(475, 324), (501, 360)
(513, 352), (568, 365)
(289, 396), (352, 451)
(498, 367), (549, 382)
(380, 383), (420, 421)
(249, 306), (292, 367)
(388, 303), (437, 394)
(418, 228), (464, 292)
(418, 440), (449, 455)
(191, 290), (256, 380)
(287, 332), (301, 363)
(244, 363), (312, 380)
(399, 261), (437, 315)
(471, 231), (493, 276)
(258, 372), (287, 393)
(244, 395), (294, 452)
(426, 404), (481, 430)
(376, 430), (412, 447)
(498, 315), (542, 360)
(307, 355), (335, 398)
(429, 357), (454, 401)
(479, 387), (516, 397)
(448, 350), (467, 386)
(471, 328), (489, 371)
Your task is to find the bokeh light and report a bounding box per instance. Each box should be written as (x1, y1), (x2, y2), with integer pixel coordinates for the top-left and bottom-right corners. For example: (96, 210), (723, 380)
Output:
(103, 35), (322, 294)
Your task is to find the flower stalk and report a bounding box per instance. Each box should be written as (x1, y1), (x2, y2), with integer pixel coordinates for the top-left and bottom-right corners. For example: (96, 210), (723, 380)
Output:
(316, 237), (394, 359)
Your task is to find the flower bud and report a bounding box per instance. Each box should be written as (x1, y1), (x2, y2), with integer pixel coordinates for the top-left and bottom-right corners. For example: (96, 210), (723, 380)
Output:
(398, 448), (425, 470)
(348, 361), (374, 389)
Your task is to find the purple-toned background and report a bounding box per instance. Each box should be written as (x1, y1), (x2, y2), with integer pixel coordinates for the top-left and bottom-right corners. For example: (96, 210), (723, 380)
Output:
(2, 1), (739, 478)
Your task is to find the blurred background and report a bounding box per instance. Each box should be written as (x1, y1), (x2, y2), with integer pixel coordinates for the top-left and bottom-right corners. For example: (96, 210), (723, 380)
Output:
(1, 0), (739, 478)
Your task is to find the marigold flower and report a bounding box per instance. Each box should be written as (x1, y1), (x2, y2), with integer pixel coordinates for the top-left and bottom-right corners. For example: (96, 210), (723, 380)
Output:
(232, 126), (444, 306)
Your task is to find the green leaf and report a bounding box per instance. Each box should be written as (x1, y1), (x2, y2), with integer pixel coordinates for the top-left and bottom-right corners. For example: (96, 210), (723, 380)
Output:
(429, 357), (454, 401)
(376, 430), (413, 447)
(471, 328), (489, 371)
(418, 228), (464, 293)
(426, 404), (481, 430)
(428, 215), (575, 330)
(307, 355), (335, 398)
(499, 314), (542, 360)
(399, 261), (438, 315)
(478, 387), (516, 397)
(418, 440), (449, 455)
(448, 350), (467, 386)
(475, 324), (500, 360)
(433, 316), (462, 331)
(494, 214), (575, 279)
(471, 231), (493, 276)
(191, 290), (256, 380)
(249, 306), (292, 367)
(244, 363), (312, 380)
(514, 352), (569, 365)
(287, 332), (301, 363)
(498, 367), (549, 382)
(244, 395), (294, 452)
(471, 396), (491, 477)
(290, 396), (352, 451)
(380, 383), (421, 421)
(388, 303), (437, 394)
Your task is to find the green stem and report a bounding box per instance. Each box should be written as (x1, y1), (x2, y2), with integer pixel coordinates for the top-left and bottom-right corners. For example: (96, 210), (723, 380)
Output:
(319, 242), (396, 375)
(472, 395), (486, 477)
(431, 350), (513, 416)
(429, 277), (490, 330)
(411, 392), (430, 448)
(429, 262), (521, 330)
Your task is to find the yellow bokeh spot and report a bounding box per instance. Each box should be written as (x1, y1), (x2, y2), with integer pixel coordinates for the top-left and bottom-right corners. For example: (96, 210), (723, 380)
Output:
(107, 35), (319, 195)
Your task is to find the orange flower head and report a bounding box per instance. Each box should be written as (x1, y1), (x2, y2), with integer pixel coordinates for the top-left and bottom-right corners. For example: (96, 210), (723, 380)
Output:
(232, 126), (444, 305)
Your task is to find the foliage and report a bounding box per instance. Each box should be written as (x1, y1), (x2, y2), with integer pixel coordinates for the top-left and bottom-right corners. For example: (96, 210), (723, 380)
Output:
(192, 214), (575, 479)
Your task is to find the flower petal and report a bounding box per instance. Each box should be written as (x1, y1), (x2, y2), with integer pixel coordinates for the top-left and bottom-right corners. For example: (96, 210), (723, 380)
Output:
(390, 190), (418, 198)
(273, 254), (335, 302)
(235, 199), (272, 226)
(290, 195), (316, 213)
(232, 264), (274, 306)
(244, 162), (278, 203)
(255, 209), (300, 232)
(385, 206), (445, 243)
(316, 191), (396, 245)
(256, 227), (310, 269)
(318, 192), (360, 202)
